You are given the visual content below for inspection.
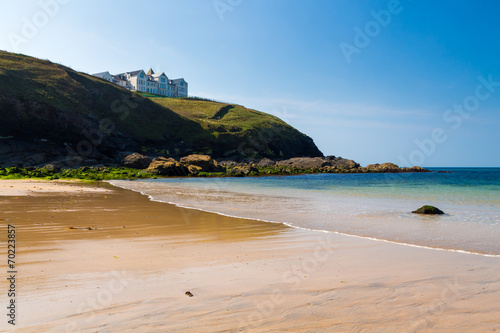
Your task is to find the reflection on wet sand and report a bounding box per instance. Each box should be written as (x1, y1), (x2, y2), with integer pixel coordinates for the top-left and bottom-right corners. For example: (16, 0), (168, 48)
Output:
(1, 182), (289, 248)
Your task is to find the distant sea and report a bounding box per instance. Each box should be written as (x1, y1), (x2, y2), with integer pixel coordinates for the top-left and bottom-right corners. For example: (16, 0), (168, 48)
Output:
(109, 168), (500, 257)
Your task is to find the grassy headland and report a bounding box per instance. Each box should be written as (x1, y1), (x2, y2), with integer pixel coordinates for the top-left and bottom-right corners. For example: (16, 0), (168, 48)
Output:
(0, 50), (322, 168)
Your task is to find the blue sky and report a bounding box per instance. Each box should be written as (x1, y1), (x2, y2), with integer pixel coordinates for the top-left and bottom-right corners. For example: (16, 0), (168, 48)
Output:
(1, 0), (499, 167)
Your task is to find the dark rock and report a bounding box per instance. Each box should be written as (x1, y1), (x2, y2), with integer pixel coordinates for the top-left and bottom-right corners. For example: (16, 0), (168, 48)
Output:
(42, 163), (61, 173)
(227, 165), (258, 176)
(276, 157), (328, 169)
(146, 157), (188, 176)
(187, 165), (203, 174)
(412, 205), (445, 215)
(217, 160), (238, 167)
(327, 157), (360, 169)
(82, 159), (100, 166)
(123, 153), (152, 169)
(257, 158), (275, 167)
(399, 166), (431, 173)
(276, 156), (359, 170)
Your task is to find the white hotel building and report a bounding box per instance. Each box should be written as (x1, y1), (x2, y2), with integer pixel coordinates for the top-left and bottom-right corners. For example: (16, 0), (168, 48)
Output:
(93, 68), (188, 97)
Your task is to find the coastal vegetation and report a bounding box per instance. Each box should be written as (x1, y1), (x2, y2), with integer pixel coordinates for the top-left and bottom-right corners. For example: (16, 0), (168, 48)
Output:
(0, 166), (157, 181)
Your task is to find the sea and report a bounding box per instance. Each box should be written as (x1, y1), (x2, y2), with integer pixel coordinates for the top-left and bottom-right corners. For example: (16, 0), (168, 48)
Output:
(109, 168), (500, 257)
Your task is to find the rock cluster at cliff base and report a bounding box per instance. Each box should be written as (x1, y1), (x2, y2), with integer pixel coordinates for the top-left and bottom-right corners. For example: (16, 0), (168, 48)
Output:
(144, 154), (224, 176)
(276, 156), (359, 169)
(123, 153), (152, 169)
(122, 153), (431, 177)
(145, 157), (188, 176)
(179, 154), (225, 173)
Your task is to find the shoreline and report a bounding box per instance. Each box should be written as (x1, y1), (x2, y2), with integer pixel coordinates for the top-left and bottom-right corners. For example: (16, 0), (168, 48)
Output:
(108, 178), (500, 259)
(1, 180), (500, 331)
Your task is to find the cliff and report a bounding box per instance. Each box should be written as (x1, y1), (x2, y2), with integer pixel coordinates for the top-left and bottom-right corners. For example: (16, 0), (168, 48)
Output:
(0, 51), (323, 167)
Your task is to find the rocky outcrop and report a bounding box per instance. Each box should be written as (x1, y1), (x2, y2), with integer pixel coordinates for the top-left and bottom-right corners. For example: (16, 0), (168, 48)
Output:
(146, 157), (188, 176)
(42, 163), (61, 173)
(365, 163), (400, 173)
(179, 154), (224, 173)
(122, 153), (151, 169)
(216, 157), (429, 175)
(226, 165), (258, 177)
(145, 154), (225, 176)
(412, 205), (445, 215)
(324, 156), (360, 169)
(401, 166), (431, 173)
(145, 154), (227, 176)
(276, 157), (327, 169)
(360, 163), (430, 173)
(257, 158), (275, 167)
(276, 156), (360, 170)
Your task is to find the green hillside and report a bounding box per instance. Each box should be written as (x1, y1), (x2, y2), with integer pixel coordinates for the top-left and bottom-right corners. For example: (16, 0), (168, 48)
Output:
(0, 51), (322, 167)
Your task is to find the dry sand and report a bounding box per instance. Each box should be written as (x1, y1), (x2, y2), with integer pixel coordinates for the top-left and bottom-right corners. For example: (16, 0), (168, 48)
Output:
(0, 179), (108, 197)
(0, 180), (499, 332)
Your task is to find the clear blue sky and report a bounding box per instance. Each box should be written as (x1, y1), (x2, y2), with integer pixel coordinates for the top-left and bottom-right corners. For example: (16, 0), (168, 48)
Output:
(1, 0), (499, 167)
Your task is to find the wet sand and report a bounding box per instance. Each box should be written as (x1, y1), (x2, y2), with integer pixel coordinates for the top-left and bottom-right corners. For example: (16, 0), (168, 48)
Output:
(1, 180), (499, 332)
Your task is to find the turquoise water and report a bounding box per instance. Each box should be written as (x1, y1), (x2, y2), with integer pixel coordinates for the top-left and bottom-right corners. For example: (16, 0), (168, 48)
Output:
(110, 168), (500, 256)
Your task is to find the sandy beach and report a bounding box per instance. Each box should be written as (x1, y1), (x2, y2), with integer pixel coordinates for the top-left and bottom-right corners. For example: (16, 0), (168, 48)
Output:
(1, 179), (499, 332)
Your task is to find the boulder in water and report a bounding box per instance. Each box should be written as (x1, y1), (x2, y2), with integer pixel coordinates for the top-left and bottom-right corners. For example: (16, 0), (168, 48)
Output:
(412, 205), (445, 215)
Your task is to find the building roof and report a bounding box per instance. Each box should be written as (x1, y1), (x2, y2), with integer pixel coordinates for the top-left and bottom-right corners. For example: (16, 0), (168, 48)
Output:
(93, 71), (111, 76)
(115, 70), (144, 77)
(147, 68), (155, 75)
(152, 72), (168, 78)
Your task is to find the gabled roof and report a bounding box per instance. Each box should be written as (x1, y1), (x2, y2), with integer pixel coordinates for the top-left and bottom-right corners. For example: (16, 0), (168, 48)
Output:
(147, 68), (155, 75)
(115, 70), (145, 77)
(93, 71), (111, 76)
(171, 78), (187, 84)
(128, 70), (145, 77)
(152, 72), (168, 78)
(112, 75), (127, 82)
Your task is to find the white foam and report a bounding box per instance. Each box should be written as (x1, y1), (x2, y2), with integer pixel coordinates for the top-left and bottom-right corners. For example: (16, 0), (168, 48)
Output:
(108, 179), (500, 258)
